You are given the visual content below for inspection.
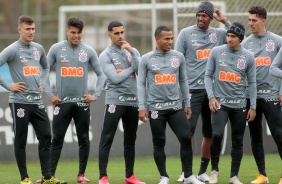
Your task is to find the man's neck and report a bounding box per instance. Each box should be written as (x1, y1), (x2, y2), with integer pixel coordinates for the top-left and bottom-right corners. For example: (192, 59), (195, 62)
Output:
(255, 28), (267, 36)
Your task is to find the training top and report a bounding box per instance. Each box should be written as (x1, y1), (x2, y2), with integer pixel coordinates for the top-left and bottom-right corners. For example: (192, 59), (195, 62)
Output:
(270, 48), (282, 79)
(241, 31), (282, 99)
(138, 49), (190, 111)
(175, 22), (231, 89)
(0, 39), (49, 104)
(205, 44), (257, 109)
(99, 45), (140, 106)
(44, 40), (105, 103)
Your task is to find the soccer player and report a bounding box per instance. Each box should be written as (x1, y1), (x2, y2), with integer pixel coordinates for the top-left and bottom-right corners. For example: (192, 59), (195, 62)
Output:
(269, 49), (282, 184)
(175, 1), (231, 181)
(44, 17), (105, 183)
(138, 25), (204, 184)
(0, 15), (62, 184)
(242, 6), (282, 184)
(98, 21), (145, 184)
(205, 22), (256, 184)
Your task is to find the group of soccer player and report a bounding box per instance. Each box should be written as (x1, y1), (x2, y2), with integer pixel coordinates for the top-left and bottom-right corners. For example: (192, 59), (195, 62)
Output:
(0, 1), (282, 184)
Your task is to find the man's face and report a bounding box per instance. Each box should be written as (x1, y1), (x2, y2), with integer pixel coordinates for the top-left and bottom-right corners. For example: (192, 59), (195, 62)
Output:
(18, 23), (35, 44)
(156, 31), (173, 52)
(248, 13), (266, 35)
(196, 12), (212, 30)
(66, 26), (82, 47)
(108, 26), (125, 46)
(226, 33), (241, 50)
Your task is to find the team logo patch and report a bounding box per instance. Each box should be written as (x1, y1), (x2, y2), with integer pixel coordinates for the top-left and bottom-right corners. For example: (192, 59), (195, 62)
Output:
(110, 50), (117, 55)
(125, 50), (132, 62)
(17, 108), (25, 118)
(18, 47), (24, 52)
(240, 54), (246, 58)
(53, 106), (60, 115)
(266, 41), (275, 52)
(247, 40), (253, 45)
(209, 33), (217, 43)
(170, 56), (179, 68)
(61, 46), (67, 51)
(237, 59), (246, 70)
(151, 110), (158, 119)
(150, 55), (157, 60)
(151, 64), (160, 71)
(79, 51), (87, 62)
(197, 79), (204, 85)
(108, 104), (116, 113)
(221, 51), (227, 55)
(33, 51), (40, 61)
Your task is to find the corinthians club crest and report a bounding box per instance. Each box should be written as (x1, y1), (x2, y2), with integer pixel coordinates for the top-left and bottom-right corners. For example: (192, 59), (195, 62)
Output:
(170, 56), (179, 68)
(151, 110), (158, 119)
(108, 104), (116, 113)
(79, 51), (87, 62)
(17, 108), (25, 118)
(237, 59), (246, 70)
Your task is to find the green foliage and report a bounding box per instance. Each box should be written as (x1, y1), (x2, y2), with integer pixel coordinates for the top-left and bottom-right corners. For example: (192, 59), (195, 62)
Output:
(0, 154), (280, 184)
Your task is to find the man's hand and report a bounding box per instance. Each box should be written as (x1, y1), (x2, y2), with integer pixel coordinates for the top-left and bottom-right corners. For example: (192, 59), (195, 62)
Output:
(209, 97), (220, 112)
(184, 107), (192, 119)
(139, 110), (149, 123)
(213, 8), (227, 24)
(49, 96), (61, 106)
(83, 94), (96, 103)
(10, 82), (26, 92)
(279, 95), (282, 106)
(247, 108), (256, 122)
(39, 85), (43, 93)
(121, 41), (133, 52)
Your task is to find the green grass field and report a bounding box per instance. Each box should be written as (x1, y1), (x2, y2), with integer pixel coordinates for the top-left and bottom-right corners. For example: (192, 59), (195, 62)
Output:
(0, 154), (281, 184)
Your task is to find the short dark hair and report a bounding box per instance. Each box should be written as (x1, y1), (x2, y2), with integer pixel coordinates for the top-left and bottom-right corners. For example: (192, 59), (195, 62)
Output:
(154, 26), (171, 38)
(67, 17), (84, 31)
(248, 6), (267, 19)
(108, 21), (124, 31)
(18, 15), (34, 26)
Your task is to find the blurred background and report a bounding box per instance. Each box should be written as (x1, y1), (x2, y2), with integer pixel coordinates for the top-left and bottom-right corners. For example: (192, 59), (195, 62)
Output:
(0, 0), (281, 160)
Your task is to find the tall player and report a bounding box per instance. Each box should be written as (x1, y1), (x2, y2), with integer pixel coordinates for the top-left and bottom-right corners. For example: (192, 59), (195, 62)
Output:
(175, 1), (231, 182)
(242, 6), (282, 184)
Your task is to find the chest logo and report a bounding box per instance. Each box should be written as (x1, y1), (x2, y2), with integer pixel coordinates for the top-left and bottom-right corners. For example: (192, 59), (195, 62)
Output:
(237, 59), (246, 70)
(79, 51), (87, 62)
(170, 56), (179, 68)
(209, 33), (217, 43)
(33, 51), (40, 61)
(266, 41), (275, 52)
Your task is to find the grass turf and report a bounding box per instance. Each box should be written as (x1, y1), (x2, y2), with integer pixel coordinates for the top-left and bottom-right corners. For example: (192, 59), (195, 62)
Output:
(0, 154), (280, 184)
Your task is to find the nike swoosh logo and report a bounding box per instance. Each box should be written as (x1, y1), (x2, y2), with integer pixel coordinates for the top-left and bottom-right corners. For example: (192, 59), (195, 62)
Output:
(84, 107), (88, 111)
